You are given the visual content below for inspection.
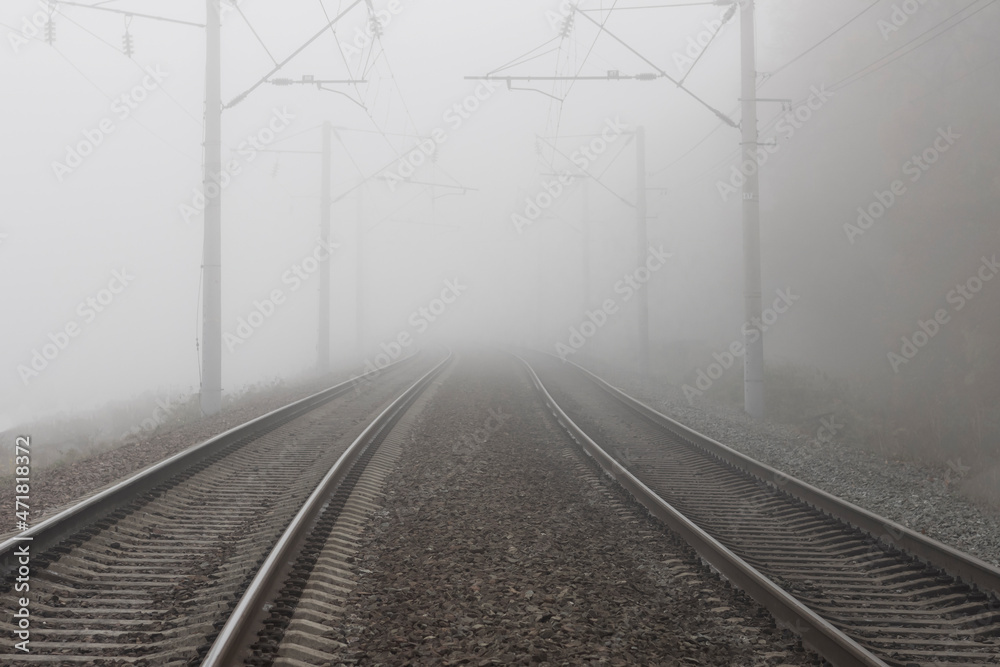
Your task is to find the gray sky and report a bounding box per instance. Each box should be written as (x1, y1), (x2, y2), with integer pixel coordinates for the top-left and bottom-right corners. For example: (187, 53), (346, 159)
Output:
(2, 0), (997, 427)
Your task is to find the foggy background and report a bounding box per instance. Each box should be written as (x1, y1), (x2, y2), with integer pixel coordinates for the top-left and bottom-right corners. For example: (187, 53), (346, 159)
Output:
(2, 0), (998, 467)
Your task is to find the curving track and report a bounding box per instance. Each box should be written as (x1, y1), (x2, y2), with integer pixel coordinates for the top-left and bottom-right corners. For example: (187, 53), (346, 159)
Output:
(0, 353), (444, 666)
(521, 352), (1000, 667)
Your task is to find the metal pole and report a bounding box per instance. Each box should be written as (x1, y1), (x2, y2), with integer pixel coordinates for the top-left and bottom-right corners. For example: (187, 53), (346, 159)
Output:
(356, 187), (364, 356)
(535, 234), (544, 345)
(741, 0), (764, 418)
(319, 121), (332, 374)
(200, 0), (222, 416)
(582, 179), (591, 311)
(636, 126), (649, 375)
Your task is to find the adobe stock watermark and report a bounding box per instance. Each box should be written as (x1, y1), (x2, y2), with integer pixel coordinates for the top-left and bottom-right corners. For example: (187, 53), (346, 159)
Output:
(513, 117), (629, 234)
(453, 407), (511, 456)
(763, 411), (843, 472)
(7, 0), (55, 54)
(811, 414), (843, 451)
(682, 288), (800, 403)
(224, 238), (342, 352)
(671, 3), (736, 76)
(383, 80), (501, 191)
(51, 65), (169, 182)
(179, 107), (296, 224)
(716, 85), (834, 202)
(844, 126), (959, 245)
(544, 0), (590, 33)
(555, 245), (672, 359)
(877, 0), (936, 40)
(17, 268), (136, 386)
(118, 394), (183, 442)
(888, 254), (998, 373)
(351, 278), (469, 386)
(943, 458), (970, 487)
(340, 0), (404, 60)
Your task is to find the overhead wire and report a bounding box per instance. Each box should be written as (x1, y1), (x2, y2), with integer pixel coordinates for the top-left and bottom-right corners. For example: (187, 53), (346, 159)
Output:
(51, 6), (204, 130)
(651, 0), (933, 183)
(318, 0), (471, 195)
(763, 0), (883, 83)
(315, 0), (367, 108)
(681, 1), (999, 192)
(652, 0), (887, 179)
(488, 37), (562, 75)
(678, 3), (736, 86)
(828, 0), (996, 93)
(234, 2), (278, 65)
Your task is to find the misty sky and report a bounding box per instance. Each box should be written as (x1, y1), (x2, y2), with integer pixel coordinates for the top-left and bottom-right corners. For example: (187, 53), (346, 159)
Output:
(2, 0), (997, 428)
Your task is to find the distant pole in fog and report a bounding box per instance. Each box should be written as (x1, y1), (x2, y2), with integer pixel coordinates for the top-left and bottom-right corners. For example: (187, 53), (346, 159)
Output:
(741, 0), (765, 418)
(535, 234), (545, 346)
(635, 126), (649, 375)
(356, 187), (365, 355)
(319, 121), (332, 374)
(582, 179), (591, 312)
(200, 0), (222, 416)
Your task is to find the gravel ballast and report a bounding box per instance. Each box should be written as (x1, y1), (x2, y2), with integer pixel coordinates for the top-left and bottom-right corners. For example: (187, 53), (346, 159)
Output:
(0, 363), (371, 536)
(327, 353), (822, 666)
(579, 359), (1000, 569)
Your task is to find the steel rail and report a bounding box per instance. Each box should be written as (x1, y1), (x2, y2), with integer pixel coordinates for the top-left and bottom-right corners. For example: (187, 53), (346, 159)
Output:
(516, 354), (887, 667)
(202, 350), (452, 666)
(0, 354), (418, 577)
(555, 353), (1000, 598)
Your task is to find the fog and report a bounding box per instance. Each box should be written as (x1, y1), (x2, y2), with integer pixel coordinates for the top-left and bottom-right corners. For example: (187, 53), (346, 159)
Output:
(2, 0), (998, 464)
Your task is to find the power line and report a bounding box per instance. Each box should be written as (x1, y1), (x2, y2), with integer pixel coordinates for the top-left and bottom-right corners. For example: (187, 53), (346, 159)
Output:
(488, 38), (562, 76)
(571, 6), (738, 127)
(51, 1), (204, 28)
(680, 9), (1000, 194)
(49, 44), (201, 164)
(829, 0), (996, 93)
(653, 1), (885, 177)
(563, 0), (621, 103)
(678, 3), (736, 86)
(225, 0), (365, 108)
(51, 6), (204, 129)
(234, 3), (279, 66)
(763, 0), (883, 82)
(316, 0), (369, 108)
(580, 2), (718, 9)
(535, 133), (635, 208)
(654, 0), (995, 184)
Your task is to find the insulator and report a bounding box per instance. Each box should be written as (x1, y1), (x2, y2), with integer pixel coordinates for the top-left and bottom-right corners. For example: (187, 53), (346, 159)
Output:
(369, 16), (383, 38)
(559, 14), (575, 38)
(122, 31), (134, 58)
(44, 18), (55, 45)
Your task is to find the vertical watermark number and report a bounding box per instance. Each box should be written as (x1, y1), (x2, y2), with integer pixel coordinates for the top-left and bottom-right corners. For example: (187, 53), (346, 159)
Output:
(14, 436), (30, 531)
(12, 435), (32, 653)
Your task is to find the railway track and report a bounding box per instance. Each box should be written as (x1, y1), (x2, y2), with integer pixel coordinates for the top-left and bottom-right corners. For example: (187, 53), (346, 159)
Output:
(0, 352), (446, 665)
(203, 351), (449, 666)
(520, 352), (1000, 667)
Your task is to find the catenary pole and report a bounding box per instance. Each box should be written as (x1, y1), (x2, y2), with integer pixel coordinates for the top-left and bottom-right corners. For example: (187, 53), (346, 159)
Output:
(200, 0), (222, 416)
(741, 0), (765, 418)
(319, 121), (332, 373)
(636, 126), (649, 374)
